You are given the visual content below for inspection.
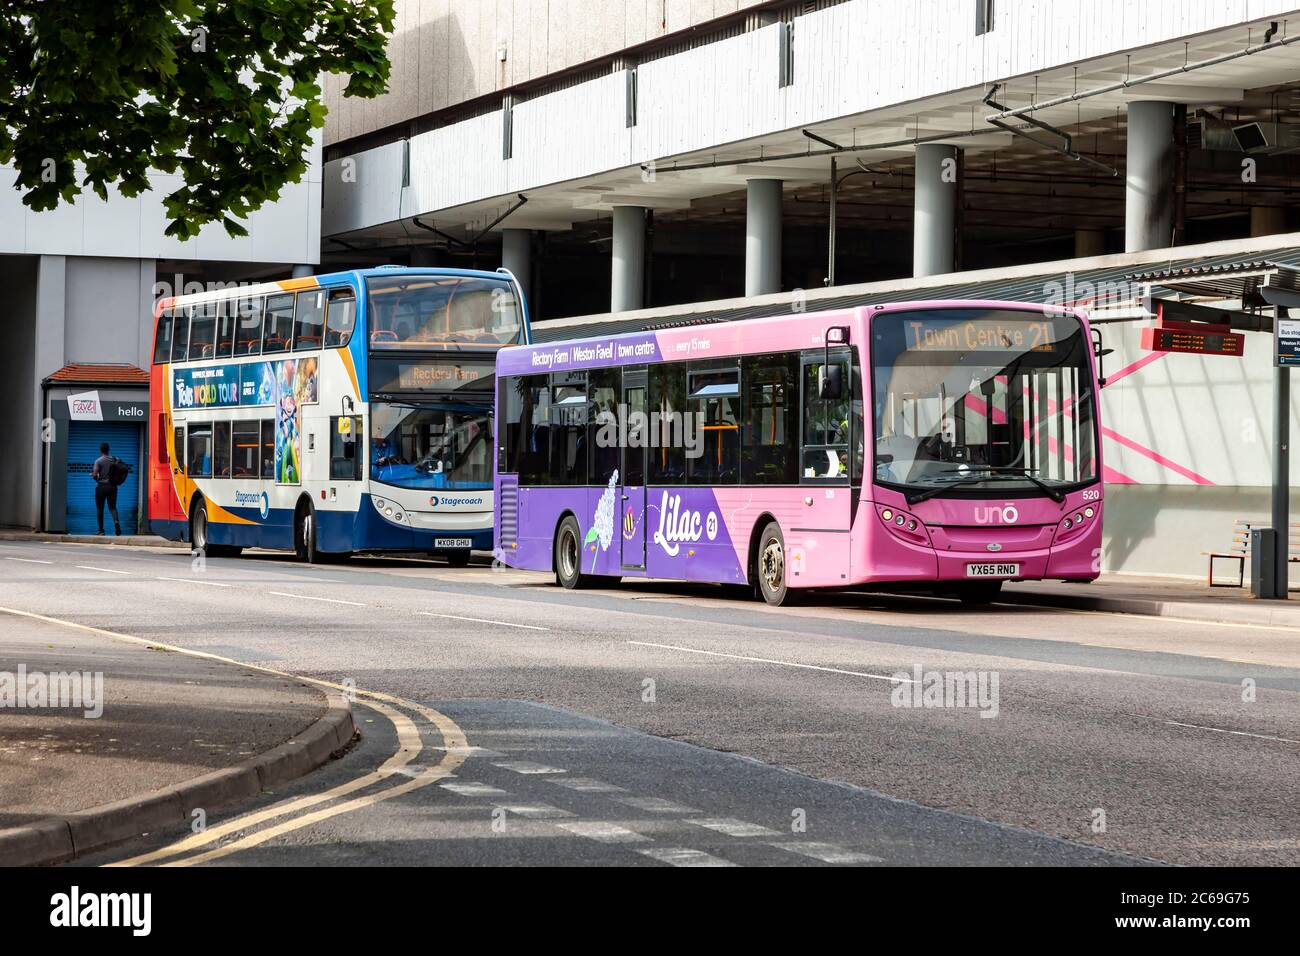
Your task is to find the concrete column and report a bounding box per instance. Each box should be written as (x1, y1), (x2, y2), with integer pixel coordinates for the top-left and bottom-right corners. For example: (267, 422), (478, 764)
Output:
(611, 206), (646, 313)
(1125, 101), (1175, 253)
(1251, 206), (1287, 238)
(33, 255), (67, 530)
(1073, 229), (1106, 259)
(501, 228), (533, 304)
(745, 179), (783, 296)
(291, 264), (314, 278)
(913, 144), (959, 278)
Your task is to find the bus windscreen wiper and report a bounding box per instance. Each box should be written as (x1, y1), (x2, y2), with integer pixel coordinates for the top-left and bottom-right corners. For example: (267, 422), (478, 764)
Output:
(904, 466), (1065, 505)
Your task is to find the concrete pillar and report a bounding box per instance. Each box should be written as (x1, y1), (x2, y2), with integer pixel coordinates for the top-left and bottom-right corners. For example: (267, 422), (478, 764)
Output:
(1125, 101), (1175, 253)
(913, 144), (959, 278)
(291, 264), (314, 278)
(1073, 228), (1106, 259)
(33, 255), (67, 530)
(611, 206), (646, 313)
(1251, 206), (1288, 238)
(501, 228), (533, 303)
(745, 179), (783, 296)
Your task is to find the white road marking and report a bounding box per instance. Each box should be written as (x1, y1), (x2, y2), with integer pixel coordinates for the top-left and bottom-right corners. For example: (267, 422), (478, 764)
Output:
(548, 777), (627, 793)
(688, 817), (781, 838)
(638, 846), (737, 867)
(157, 576), (232, 588)
(267, 591), (366, 606)
(4, 557), (53, 565)
(495, 803), (575, 820)
(555, 821), (649, 844)
(76, 565), (130, 575)
(615, 796), (700, 815)
(440, 780), (511, 797)
(1126, 713), (1300, 746)
(627, 641), (915, 683)
(773, 841), (883, 864)
(492, 761), (567, 775)
(415, 611), (548, 631)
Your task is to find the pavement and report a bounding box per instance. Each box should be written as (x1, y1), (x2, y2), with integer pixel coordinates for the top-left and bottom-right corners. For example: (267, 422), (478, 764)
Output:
(0, 609), (354, 865)
(2, 538), (1297, 867)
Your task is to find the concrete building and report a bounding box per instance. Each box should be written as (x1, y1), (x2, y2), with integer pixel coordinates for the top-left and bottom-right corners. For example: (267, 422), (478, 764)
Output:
(0, 144), (322, 534)
(316, 0), (1300, 579)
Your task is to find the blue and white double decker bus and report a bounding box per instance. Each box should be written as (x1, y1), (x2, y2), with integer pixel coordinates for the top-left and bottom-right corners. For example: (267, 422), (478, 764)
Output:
(148, 266), (530, 564)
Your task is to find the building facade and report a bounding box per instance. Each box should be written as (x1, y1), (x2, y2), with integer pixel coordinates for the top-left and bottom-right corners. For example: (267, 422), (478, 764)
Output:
(333, 2), (1300, 578)
(0, 143), (322, 533)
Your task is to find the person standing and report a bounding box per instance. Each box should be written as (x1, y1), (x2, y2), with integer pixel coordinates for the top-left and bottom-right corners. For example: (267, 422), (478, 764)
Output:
(92, 442), (122, 536)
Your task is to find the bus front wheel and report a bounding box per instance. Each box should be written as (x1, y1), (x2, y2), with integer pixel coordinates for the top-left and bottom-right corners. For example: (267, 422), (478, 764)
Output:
(191, 499), (241, 558)
(754, 521), (797, 606)
(554, 516), (593, 590)
(295, 503), (322, 564)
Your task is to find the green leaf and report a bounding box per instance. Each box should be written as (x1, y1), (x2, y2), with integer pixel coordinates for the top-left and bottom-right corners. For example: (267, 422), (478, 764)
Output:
(583, 528), (599, 545)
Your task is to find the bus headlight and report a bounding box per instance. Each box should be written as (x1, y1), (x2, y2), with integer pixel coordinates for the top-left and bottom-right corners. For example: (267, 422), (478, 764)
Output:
(877, 505), (930, 546)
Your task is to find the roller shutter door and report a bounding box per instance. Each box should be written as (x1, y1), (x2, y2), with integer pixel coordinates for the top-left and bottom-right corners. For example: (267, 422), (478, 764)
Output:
(66, 422), (141, 535)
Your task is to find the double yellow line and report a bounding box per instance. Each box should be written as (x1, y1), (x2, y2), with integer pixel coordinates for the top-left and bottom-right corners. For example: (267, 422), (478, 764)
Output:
(0, 605), (469, 867)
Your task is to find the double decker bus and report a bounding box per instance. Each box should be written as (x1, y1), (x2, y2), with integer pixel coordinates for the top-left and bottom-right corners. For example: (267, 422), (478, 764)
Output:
(149, 266), (529, 563)
(493, 300), (1101, 605)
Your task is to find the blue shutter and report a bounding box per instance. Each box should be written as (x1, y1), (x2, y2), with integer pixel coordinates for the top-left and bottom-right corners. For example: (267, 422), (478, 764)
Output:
(66, 422), (142, 535)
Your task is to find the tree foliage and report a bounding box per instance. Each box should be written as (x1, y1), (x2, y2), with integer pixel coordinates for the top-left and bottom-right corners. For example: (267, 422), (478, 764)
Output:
(0, 0), (395, 238)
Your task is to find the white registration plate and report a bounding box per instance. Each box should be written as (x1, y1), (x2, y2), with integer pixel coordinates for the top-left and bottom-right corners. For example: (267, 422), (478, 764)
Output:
(434, 538), (473, 549)
(965, 562), (1020, 578)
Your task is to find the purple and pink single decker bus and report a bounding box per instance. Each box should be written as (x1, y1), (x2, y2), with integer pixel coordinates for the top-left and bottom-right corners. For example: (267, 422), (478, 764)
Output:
(494, 300), (1102, 606)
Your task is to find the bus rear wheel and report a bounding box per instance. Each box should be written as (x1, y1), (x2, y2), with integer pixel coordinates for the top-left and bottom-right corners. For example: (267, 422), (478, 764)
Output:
(191, 499), (241, 558)
(754, 521), (796, 606)
(554, 516), (592, 589)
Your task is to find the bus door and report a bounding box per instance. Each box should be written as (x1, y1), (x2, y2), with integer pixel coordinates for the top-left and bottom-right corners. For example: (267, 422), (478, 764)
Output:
(795, 347), (856, 585)
(620, 369), (647, 570)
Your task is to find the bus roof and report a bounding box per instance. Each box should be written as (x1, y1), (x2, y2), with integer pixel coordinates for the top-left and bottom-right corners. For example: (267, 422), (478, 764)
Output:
(157, 265), (520, 314)
(501, 298), (1088, 375)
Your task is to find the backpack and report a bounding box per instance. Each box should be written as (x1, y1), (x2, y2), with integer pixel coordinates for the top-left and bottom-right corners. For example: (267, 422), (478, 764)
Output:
(109, 457), (130, 487)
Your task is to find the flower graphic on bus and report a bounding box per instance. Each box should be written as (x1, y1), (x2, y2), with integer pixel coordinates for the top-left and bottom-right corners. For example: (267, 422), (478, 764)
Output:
(585, 470), (619, 571)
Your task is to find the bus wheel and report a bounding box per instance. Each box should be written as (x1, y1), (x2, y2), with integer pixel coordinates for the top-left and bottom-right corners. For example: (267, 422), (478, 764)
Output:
(755, 521), (796, 606)
(554, 516), (592, 589)
(295, 503), (321, 564)
(442, 550), (471, 568)
(956, 580), (1002, 606)
(191, 500), (210, 555)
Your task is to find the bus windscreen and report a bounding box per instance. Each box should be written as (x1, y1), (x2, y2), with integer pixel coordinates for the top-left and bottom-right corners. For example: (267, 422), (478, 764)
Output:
(870, 309), (1098, 495)
(366, 275), (522, 350)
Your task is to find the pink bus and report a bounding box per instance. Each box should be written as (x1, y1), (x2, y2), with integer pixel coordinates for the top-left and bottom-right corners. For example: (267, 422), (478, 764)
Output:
(494, 300), (1102, 606)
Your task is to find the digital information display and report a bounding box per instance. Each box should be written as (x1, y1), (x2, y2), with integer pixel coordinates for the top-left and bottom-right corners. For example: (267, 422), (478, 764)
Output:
(1140, 325), (1245, 357)
(1276, 317), (1300, 367)
(905, 318), (1062, 353)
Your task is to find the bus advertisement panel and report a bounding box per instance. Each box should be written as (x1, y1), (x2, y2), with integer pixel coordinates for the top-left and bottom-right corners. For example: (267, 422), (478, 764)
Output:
(149, 267), (529, 563)
(493, 300), (1101, 605)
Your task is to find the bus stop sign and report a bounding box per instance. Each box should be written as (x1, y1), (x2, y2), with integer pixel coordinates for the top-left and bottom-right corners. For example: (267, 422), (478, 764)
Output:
(1276, 315), (1300, 367)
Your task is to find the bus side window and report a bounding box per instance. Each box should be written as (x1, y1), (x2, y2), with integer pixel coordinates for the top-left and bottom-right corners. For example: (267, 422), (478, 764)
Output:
(189, 301), (218, 361)
(325, 291), (356, 348)
(157, 414), (170, 465)
(215, 300), (236, 359)
(173, 426), (186, 474)
(260, 419), (275, 478)
(232, 421), (260, 477)
(294, 290), (326, 351)
(153, 309), (173, 364)
(214, 421), (232, 478)
(263, 294), (294, 354)
(235, 297), (264, 355)
(172, 307), (191, 362)
(330, 416), (363, 480)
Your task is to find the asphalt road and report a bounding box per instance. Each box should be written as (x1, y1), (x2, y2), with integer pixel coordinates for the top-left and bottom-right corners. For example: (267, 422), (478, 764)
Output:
(3, 539), (1297, 867)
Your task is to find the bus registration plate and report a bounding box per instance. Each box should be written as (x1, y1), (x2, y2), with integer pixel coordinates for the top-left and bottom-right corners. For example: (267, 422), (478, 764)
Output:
(435, 538), (472, 549)
(966, 562), (1019, 578)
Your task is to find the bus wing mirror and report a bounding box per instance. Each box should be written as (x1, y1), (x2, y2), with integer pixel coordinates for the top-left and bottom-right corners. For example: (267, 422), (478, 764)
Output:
(818, 363), (844, 400)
